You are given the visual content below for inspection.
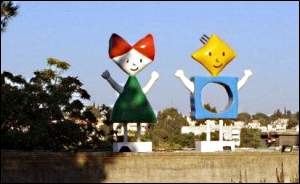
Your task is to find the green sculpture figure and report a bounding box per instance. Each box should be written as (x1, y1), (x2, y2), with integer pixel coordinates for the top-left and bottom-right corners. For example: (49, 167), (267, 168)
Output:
(102, 33), (159, 152)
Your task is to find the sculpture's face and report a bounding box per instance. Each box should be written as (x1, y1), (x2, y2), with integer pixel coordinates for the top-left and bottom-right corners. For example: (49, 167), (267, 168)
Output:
(191, 34), (236, 76)
(109, 33), (155, 76)
(112, 49), (152, 76)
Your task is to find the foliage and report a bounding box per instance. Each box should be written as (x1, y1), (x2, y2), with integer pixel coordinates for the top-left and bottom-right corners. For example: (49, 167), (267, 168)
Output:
(1, 1), (18, 32)
(1, 58), (112, 151)
(88, 103), (112, 125)
(196, 131), (219, 141)
(237, 112), (251, 123)
(143, 107), (194, 150)
(270, 109), (284, 121)
(240, 128), (262, 148)
(287, 118), (298, 129)
(252, 112), (271, 126)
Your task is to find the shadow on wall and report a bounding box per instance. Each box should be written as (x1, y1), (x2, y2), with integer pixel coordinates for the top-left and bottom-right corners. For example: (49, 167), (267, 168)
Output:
(1, 151), (115, 183)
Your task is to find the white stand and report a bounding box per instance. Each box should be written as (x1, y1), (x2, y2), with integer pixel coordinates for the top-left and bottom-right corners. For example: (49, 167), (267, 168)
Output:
(196, 119), (235, 152)
(113, 142), (152, 152)
(113, 122), (152, 152)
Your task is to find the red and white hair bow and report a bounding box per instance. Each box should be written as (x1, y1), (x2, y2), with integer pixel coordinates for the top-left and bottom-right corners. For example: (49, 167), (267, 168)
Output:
(109, 33), (155, 61)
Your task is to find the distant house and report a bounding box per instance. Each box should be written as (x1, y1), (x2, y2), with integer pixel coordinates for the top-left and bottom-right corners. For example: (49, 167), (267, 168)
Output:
(267, 118), (288, 132)
(181, 119), (242, 146)
(247, 120), (261, 129)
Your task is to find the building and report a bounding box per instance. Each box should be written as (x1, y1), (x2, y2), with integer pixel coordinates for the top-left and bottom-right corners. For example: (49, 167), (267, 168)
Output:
(247, 120), (260, 129)
(181, 119), (242, 146)
(267, 118), (288, 132)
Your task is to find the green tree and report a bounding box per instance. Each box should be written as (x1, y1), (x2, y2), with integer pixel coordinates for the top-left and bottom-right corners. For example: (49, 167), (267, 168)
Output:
(195, 103), (217, 126)
(270, 109), (283, 120)
(252, 112), (270, 126)
(1, 58), (112, 151)
(287, 118), (298, 129)
(1, 1), (18, 32)
(144, 107), (192, 150)
(237, 112), (252, 123)
(240, 128), (262, 148)
(204, 103), (217, 113)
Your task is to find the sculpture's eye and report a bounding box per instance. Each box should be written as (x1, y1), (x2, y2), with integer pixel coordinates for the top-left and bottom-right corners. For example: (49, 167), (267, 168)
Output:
(222, 52), (225, 56)
(140, 59), (142, 63)
(126, 59), (129, 63)
(208, 52), (212, 56)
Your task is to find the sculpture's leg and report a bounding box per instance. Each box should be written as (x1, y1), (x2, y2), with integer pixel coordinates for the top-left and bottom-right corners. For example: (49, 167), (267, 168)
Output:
(219, 120), (223, 142)
(206, 120), (211, 141)
(137, 123), (141, 142)
(123, 123), (128, 142)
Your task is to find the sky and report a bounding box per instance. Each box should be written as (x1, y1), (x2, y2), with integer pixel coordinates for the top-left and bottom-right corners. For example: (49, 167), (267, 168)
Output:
(1, 1), (299, 116)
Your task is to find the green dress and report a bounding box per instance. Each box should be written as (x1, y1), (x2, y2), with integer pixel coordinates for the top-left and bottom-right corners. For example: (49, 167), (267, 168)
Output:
(110, 76), (157, 123)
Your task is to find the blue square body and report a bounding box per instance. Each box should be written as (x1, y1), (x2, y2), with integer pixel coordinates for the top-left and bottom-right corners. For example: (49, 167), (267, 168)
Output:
(190, 76), (238, 120)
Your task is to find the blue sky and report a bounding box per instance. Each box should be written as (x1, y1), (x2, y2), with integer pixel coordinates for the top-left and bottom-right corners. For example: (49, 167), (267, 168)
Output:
(1, 1), (299, 115)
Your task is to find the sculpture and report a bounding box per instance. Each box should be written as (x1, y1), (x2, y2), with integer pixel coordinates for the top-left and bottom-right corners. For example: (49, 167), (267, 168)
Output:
(175, 33), (253, 152)
(102, 33), (159, 151)
(175, 33), (253, 119)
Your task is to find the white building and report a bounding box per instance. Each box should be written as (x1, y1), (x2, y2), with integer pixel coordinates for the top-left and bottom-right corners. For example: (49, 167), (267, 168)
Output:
(181, 119), (242, 146)
(267, 118), (288, 132)
(247, 120), (261, 129)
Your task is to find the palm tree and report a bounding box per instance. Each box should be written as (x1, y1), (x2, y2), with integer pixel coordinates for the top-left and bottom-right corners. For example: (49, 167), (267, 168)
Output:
(1, 1), (18, 32)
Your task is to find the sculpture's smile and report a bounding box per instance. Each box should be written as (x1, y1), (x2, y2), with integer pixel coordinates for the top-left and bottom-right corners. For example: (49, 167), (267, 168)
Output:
(213, 63), (223, 68)
(130, 67), (139, 71)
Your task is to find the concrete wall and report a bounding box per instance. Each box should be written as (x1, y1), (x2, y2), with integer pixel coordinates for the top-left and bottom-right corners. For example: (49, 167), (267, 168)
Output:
(279, 135), (299, 146)
(1, 150), (299, 183)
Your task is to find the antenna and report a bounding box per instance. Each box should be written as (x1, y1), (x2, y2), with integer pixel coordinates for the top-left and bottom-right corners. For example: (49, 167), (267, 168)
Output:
(200, 34), (210, 45)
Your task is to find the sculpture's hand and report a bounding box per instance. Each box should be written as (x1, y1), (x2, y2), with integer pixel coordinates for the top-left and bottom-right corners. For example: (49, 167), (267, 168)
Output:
(101, 70), (123, 93)
(101, 70), (111, 80)
(143, 71), (159, 94)
(244, 69), (253, 77)
(175, 69), (184, 78)
(174, 69), (194, 93)
(151, 71), (159, 80)
(238, 69), (253, 90)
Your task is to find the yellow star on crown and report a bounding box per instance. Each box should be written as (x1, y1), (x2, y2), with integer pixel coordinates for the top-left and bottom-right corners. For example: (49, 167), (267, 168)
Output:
(191, 34), (236, 76)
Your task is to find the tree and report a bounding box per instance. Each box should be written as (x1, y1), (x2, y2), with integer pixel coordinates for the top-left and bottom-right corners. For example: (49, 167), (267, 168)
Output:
(144, 107), (192, 150)
(1, 58), (112, 151)
(237, 112), (252, 123)
(1, 1), (18, 32)
(195, 103), (217, 126)
(270, 109), (283, 120)
(287, 118), (298, 129)
(240, 128), (263, 148)
(252, 112), (270, 126)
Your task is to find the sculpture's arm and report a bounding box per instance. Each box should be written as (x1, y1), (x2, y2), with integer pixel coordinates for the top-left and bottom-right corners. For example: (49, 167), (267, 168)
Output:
(238, 69), (253, 90)
(143, 71), (159, 94)
(101, 70), (123, 94)
(175, 69), (194, 94)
